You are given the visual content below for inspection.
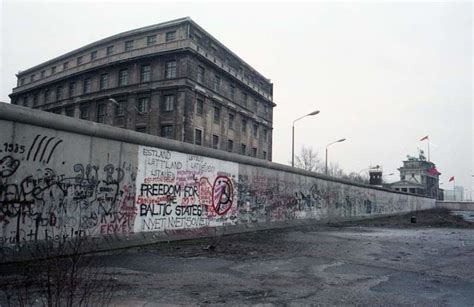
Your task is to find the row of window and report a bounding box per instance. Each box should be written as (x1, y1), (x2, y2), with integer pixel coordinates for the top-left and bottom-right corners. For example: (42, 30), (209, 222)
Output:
(19, 62), (176, 106)
(58, 105), (267, 158)
(194, 129), (266, 158)
(74, 95), (175, 121)
(195, 94), (269, 141)
(19, 30), (178, 86)
(196, 65), (271, 116)
(79, 96), (269, 141)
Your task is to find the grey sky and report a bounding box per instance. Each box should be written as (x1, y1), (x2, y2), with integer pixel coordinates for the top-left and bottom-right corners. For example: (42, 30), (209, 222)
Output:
(1, 1), (472, 197)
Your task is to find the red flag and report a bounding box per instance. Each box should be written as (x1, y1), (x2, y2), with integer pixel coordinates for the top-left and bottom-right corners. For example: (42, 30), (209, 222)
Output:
(420, 135), (429, 141)
(428, 167), (439, 175)
(448, 176), (455, 182)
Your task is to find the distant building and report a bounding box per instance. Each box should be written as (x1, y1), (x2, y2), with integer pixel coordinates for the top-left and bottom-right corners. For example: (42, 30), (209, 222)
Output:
(9, 17), (275, 160)
(444, 186), (464, 201)
(369, 166), (383, 186)
(390, 151), (442, 199)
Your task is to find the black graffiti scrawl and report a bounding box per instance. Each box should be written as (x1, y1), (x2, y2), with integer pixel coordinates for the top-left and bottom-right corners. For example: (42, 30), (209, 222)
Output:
(27, 134), (63, 163)
(0, 156), (20, 178)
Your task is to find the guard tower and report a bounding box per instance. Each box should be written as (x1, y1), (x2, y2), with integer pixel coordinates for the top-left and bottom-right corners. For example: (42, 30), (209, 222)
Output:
(369, 166), (383, 186)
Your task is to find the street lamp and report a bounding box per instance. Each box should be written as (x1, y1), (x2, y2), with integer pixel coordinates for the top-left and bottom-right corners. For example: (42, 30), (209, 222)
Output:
(325, 138), (346, 175)
(291, 110), (320, 167)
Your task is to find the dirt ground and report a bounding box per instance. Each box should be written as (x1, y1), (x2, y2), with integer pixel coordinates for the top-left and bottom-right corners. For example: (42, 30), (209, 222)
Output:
(1, 208), (473, 306)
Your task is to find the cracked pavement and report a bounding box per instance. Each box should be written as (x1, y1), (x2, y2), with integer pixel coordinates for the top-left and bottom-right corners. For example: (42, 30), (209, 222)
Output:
(102, 220), (474, 306)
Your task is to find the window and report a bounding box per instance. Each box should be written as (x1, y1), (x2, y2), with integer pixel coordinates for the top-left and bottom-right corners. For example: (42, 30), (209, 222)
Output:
(230, 85), (235, 100)
(80, 105), (89, 119)
(118, 69), (128, 86)
(56, 86), (63, 100)
(77, 56), (83, 65)
(69, 82), (76, 97)
(140, 65), (150, 82)
(165, 61), (176, 78)
(197, 66), (205, 83)
(147, 35), (157, 46)
(242, 92), (248, 105)
(125, 40), (134, 51)
(252, 147), (257, 157)
(106, 46), (114, 56)
(33, 93), (38, 106)
(63, 61), (69, 70)
(137, 97), (149, 113)
(97, 103), (106, 123)
(51, 66), (56, 74)
(196, 95), (204, 116)
(213, 107), (220, 123)
(195, 129), (202, 146)
(91, 50), (98, 60)
(212, 135), (219, 149)
(166, 31), (176, 41)
(20, 78), (25, 86)
(83, 78), (92, 93)
(162, 94), (175, 112)
(263, 129), (268, 142)
(66, 107), (74, 117)
(100, 74), (108, 90)
(253, 123), (258, 138)
(253, 99), (258, 111)
(30, 74), (35, 82)
(213, 75), (221, 91)
(227, 139), (233, 152)
(241, 144), (246, 155)
(263, 151), (267, 160)
(161, 125), (173, 138)
(115, 100), (125, 116)
(241, 119), (247, 134)
(44, 89), (49, 103)
(136, 126), (147, 133)
(22, 96), (28, 107)
(228, 113), (234, 129)
(41, 70), (45, 78)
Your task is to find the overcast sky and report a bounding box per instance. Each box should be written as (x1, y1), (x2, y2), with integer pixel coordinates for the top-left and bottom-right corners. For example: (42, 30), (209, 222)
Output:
(1, 0), (472, 198)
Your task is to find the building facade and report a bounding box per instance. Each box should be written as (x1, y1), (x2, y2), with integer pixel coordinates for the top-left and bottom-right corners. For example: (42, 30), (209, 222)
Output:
(390, 152), (442, 199)
(444, 186), (464, 201)
(9, 17), (275, 160)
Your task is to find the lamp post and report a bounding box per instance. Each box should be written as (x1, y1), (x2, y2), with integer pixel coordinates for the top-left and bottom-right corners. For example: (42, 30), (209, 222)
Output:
(291, 110), (320, 167)
(325, 138), (346, 175)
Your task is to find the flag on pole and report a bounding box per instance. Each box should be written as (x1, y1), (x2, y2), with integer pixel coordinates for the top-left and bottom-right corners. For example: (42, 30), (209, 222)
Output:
(428, 167), (440, 175)
(448, 176), (455, 182)
(420, 135), (429, 141)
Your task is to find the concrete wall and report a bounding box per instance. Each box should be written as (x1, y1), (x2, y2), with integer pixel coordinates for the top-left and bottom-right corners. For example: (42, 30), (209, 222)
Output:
(0, 102), (435, 262)
(436, 201), (474, 211)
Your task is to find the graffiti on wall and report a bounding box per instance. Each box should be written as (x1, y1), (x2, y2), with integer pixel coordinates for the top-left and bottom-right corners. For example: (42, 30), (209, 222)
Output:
(236, 170), (391, 224)
(0, 119), (432, 253)
(0, 133), (138, 247)
(134, 146), (238, 232)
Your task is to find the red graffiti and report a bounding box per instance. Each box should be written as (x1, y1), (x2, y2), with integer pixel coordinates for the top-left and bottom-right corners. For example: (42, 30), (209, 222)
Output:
(199, 177), (212, 206)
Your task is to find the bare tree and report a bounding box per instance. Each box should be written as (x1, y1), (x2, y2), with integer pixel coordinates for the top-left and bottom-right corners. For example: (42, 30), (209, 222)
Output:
(325, 162), (344, 178)
(293, 146), (324, 173)
(343, 172), (369, 184)
(0, 235), (118, 307)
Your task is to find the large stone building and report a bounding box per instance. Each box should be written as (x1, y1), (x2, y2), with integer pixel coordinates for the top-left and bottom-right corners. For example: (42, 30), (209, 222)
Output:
(390, 151), (442, 199)
(9, 17), (275, 160)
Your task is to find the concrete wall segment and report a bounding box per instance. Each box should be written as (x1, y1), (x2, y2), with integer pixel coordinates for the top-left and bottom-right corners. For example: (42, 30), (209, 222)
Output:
(0, 102), (435, 262)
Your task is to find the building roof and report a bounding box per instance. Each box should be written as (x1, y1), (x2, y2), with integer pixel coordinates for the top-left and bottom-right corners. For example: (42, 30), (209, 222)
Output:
(16, 17), (272, 83)
(390, 180), (425, 189)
